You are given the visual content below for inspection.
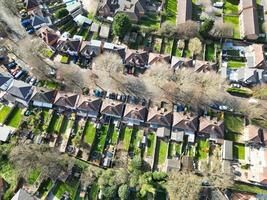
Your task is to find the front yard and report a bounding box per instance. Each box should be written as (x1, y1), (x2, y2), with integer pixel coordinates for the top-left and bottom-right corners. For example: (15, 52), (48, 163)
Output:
(233, 143), (245, 160)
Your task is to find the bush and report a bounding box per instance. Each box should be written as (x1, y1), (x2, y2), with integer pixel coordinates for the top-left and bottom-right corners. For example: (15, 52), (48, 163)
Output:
(55, 8), (69, 19)
(112, 13), (132, 39)
(200, 18), (214, 37)
(152, 172), (168, 181)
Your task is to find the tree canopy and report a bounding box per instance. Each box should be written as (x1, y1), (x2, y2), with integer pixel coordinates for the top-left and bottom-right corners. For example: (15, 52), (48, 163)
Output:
(112, 13), (132, 39)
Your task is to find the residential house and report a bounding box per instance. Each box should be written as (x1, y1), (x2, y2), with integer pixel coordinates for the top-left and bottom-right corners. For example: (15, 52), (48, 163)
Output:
(74, 14), (93, 26)
(171, 56), (215, 72)
(24, 0), (39, 12)
(66, 1), (83, 18)
(247, 44), (266, 69)
(156, 127), (171, 138)
(147, 53), (170, 66)
(99, 25), (110, 39)
(11, 189), (36, 200)
(198, 116), (224, 143)
(176, 0), (192, 25)
(53, 91), (79, 111)
(31, 14), (52, 30)
(90, 23), (100, 33)
(0, 126), (13, 142)
(31, 89), (57, 108)
(57, 36), (82, 56)
(38, 27), (59, 48)
(171, 112), (198, 143)
(222, 140), (233, 160)
(100, 99), (125, 119)
(98, 0), (146, 22)
(244, 125), (267, 185)
(125, 49), (149, 69)
(239, 0), (259, 40)
(123, 104), (147, 125)
(147, 106), (173, 129)
(103, 42), (126, 60)
(4, 80), (34, 107)
(76, 95), (102, 118)
(0, 176), (7, 200)
(0, 75), (13, 91)
(80, 40), (103, 58)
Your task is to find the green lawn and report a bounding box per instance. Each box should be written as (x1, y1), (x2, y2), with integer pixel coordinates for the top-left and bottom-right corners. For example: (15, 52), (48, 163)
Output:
(83, 121), (96, 145)
(36, 178), (53, 199)
(232, 182), (267, 194)
(188, 145), (195, 157)
(27, 168), (41, 185)
(155, 139), (168, 165)
(147, 132), (155, 157)
(0, 159), (18, 200)
(223, 15), (240, 38)
(224, 113), (244, 134)
(89, 183), (99, 200)
(233, 143), (245, 160)
(163, 39), (173, 54)
(166, 0), (177, 24)
(0, 106), (11, 124)
(223, 0), (239, 15)
(129, 129), (143, 156)
(54, 178), (79, 199)
(205, 43), (215, 61)
(122, 127), (133, 151)
(5, 107), (22, 128)
(60, 55), (69, 64)
(138, 12), (160, 29)
(94, 125), (108, 153)
(110, 125), (119, 145)
(47, 113), (64, 134)
(168, 142), (181, 158)
(227, 61), (246, 68)
(195, 140), (209, 160)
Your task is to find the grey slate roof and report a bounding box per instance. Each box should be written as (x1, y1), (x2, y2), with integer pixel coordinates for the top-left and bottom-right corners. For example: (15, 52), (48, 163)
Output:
(11, 189), (36, 200)
(0, 76), (13, 91)
(7, 80), (33, 100)
(31, 90), (57, 104)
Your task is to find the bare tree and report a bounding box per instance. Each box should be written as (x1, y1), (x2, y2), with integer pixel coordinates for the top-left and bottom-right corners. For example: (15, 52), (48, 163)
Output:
(175, 21), (200, 40)
(121, 77), (150, 99)
(9, 144), (74, 181)
(188, 37), (203, 57)
(166, 171), (202, 200)
(158, 21), (175, 37)
(210, 21), (233, 38)
(2, 0), (18, 15)
(93, 52), (124, 77)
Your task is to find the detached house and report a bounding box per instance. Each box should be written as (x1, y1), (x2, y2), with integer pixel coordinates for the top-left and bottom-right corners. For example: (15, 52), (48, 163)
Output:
(100, 99), (125, 119)
(148, 53), (170, 66)
(147, 106), (173, 137)
(98, 0), (146, 22)
(31, 14), (52, 30)
(31, 89), (57, 108)
(171, 112), (198, 143)
(76, 95), (102, 118)
(57, 36), (82, 56)
(239, 0), (259, 40)
(171, 56), (215, 72)
(125, 49), (149, 69)
(198, 116), (224, 143)
(53, 91), (79, 111)
(24, 0), (39, 12)
(123, 104), (148, 125)
(176, 0), (192, 25)
(38, 27), (59, 48)
(244, 125), (267, 185)
(4, 80), (34, 107)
